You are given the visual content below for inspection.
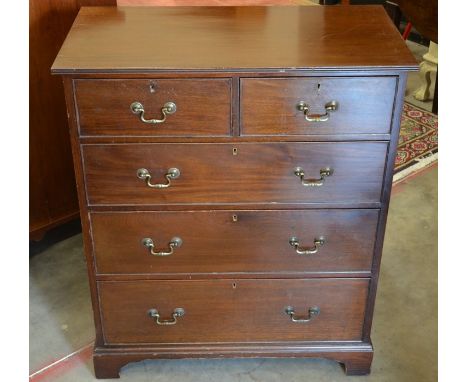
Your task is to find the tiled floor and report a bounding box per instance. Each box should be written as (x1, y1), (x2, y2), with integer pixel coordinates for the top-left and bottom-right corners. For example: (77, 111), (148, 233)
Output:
(30, 41), (437, 381)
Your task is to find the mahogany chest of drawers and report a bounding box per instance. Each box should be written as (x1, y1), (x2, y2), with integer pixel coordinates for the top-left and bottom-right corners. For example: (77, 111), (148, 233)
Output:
(53, 5), (417, 378)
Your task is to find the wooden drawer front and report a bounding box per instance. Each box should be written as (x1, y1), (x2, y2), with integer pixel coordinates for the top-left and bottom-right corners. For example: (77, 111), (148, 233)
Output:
(75, 79), (231, 137)
(83, 142), (387, 206)
(91, 210), (379, 275)
(99, 279), (369, 344)
(240, 77), (397, 136)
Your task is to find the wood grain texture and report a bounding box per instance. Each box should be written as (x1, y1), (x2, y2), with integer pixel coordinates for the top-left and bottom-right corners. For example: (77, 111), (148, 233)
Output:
(362, 73), (408, 342)
(62, 77), (107, 346)
(241, 77), (397, 135)
(30, 0), (119, 238)
(75, 79), (232, 136)
(53, 5), (416, 378)
(93, 343), (373, 378)
(117, 0), (311, 5)
(82, 142), (387, 206)
(91, 209), (379, 274)
(30, 0), (79, 237)
(98, 278), (369, 344)
(52, 5), (417, 73)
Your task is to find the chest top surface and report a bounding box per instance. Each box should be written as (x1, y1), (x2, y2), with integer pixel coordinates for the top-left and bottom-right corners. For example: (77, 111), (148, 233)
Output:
(52, 5), (417, 73)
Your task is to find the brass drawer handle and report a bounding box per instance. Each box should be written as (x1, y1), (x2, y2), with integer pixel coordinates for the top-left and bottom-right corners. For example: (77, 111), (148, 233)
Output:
(296, 100), (338, 122)
(137, 167), (180, 188)
(289, 236), (325, 255)
(294, 167), (333, 187)
(284, 306), (320, 323)
(148, 308), (185, 326)
(141, 237), (182, 256)
(130, 101), (177, 124)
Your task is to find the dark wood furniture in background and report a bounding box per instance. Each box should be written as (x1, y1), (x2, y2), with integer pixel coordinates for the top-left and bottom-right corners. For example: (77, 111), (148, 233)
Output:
(53, 5), (416, 378)
(390, 0), (437, 43)
(29, 0), (115, 240)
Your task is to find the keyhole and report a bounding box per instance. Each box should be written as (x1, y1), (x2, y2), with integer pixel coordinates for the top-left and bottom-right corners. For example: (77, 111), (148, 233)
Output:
(232, 147), (238, 156)
(232, 214), (238, 222)
(317, 83), (321, 91)
(149, 83), (156, 93)
(232, 283), (237, 289)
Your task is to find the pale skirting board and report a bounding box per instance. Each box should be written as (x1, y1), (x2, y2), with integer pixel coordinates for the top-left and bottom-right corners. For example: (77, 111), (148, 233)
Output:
(393, 152), (438, 184)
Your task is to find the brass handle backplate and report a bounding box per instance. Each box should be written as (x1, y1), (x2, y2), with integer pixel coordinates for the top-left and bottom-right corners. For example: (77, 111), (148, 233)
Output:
(148, 308), (185, 325)
(284, 306), (320, 323)
(130, 101), (177, 124)
(289, 237), (325, 255)
(137, 167), (180, 188)
(294, 167), (333, 187)
(296, 100), (338, 122)
(142, 237), (182, 256)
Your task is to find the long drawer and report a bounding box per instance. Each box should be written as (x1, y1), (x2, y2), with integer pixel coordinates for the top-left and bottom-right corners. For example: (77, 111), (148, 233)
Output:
(99, 279), (369, 344)
(91, 209), (379, 275)
(75, 79), (232, 137)
(240, 77), (397, 136)
(82, 142), (387, 206)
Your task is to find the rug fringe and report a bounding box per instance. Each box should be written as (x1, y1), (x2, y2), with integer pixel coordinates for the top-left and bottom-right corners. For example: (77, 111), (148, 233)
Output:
(393, 152), (438, 183)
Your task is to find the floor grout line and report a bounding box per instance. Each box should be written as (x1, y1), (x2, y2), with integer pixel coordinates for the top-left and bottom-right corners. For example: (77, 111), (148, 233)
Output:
(29, 341), (94, 380)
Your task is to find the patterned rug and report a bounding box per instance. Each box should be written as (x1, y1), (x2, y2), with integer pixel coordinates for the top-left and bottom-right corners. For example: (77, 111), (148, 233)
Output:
(393, 102), (438, 182)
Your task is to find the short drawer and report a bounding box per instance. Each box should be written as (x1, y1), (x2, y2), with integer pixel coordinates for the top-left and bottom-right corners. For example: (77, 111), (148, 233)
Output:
(240, 77), (397, 136)
(82, 142), (387, 206)
(91, 210), (379, 275)
(74, 79), (231, 136)
(99, 278), (369, 344)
